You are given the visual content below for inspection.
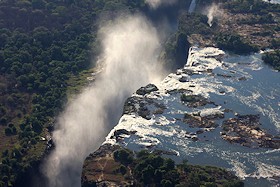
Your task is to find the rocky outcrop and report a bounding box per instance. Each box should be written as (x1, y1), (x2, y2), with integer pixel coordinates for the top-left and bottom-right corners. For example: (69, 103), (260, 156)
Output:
(123, 95), (166, 120)
(181, 94), (214, 107)
(136, 84), (158, 96)
(221, 114), (280, 148)
(82, 144), (134, 187)
(184, 111), (224, 129)
(111, 129), (137, 143)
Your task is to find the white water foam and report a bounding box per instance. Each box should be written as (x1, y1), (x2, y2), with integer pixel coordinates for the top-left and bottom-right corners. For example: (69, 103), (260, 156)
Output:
(103, 47), (280, 185)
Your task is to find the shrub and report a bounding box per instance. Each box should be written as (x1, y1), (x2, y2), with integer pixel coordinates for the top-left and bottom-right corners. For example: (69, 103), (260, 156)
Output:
(2, 150), (9, 157)
(262, 50), (280, 71)
(12, 126), (17, 134)
(119, 165), (127, 175)
(215, 33), (258, 54)
(113, 149), (133, 165)
(0, 117), (7, 126)
(5, 127), (12, 136)
(161, 179), (173, 187)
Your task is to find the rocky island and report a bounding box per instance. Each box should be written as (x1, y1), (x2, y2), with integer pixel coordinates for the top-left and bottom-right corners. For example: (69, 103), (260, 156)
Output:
(221, 114), (280, 149)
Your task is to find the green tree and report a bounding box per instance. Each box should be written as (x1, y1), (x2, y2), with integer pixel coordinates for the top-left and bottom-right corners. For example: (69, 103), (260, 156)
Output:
(32, 0), (46, 9)
(113, 149), (133, 165)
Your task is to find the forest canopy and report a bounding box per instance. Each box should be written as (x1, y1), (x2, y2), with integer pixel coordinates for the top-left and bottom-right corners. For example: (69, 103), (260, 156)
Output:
(0, 0), (147, 186)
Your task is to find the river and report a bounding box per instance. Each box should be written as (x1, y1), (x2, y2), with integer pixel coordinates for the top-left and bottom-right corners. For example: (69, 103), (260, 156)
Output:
(104, 47), (280, 187)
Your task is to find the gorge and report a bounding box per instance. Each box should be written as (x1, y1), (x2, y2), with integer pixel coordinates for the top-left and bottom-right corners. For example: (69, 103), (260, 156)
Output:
(46, 1), (280, 186)
(0, 0), (279, 187)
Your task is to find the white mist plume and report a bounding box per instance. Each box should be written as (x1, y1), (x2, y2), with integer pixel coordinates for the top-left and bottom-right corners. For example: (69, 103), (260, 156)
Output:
(145, 0), (177, 9)
(43, 14), (164, 187)
(206, 3), (223, 27)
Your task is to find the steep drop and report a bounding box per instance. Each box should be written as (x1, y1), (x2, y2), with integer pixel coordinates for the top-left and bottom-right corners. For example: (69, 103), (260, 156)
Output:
(43, 15), (164, 187)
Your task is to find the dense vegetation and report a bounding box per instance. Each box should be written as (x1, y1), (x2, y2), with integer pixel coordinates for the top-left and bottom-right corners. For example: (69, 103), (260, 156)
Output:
(174, 0), (279, 55)
(112, 149), (244, 187)
(0, 0), (147, 186)
(162, 12), (211, 69)
(262, 50), (280, 71)
(175, 12), (259, 55)
(178, 13), (212, 36)
(215, 33), (258, 54)
(220, 0), (280, 52)
(222, 0), (280, 13)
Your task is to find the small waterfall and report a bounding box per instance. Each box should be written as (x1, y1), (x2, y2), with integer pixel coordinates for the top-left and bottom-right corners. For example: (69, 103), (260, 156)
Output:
(188, 0), (197, 13)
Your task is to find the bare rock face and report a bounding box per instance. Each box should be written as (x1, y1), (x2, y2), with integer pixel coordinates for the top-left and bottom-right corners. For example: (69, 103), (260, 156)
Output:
(123, 95), (166, 120)
(181, 94), (213, 108)
(221, 114), (280, 149)
(82, 144), (134, 187)
(111, 129), (137, 143)
(183, 112), (224, 129)
(136, 84), (158, 96)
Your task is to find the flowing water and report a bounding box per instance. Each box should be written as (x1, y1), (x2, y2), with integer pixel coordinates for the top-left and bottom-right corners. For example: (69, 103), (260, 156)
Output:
(188, 0), (197, 13)
(42, 1), (279, 186)
(263, 0), (280, 4)
(105, 47), (280, 187)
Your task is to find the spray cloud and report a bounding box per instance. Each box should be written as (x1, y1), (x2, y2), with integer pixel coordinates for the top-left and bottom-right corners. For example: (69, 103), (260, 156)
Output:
(145, 0), (177, 9)
(206, 3), (223, 27)
(43, 14), (164, 187)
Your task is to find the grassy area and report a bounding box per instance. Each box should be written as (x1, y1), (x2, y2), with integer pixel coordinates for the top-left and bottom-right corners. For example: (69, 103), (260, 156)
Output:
(0, 127), (18, 160)
(66, 66), (103, 99)
(0, 84), (33, 162)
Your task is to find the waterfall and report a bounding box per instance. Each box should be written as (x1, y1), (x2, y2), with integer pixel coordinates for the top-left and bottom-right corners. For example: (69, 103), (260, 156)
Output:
(188, 0), (197, 13)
